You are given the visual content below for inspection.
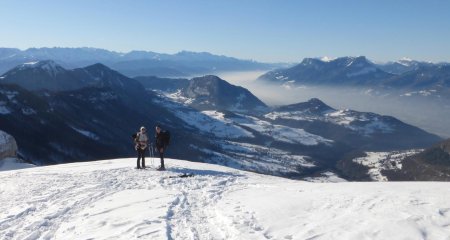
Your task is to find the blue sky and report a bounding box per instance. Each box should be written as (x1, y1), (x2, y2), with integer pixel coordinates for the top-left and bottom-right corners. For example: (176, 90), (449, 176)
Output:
(0, 0), (449, 62)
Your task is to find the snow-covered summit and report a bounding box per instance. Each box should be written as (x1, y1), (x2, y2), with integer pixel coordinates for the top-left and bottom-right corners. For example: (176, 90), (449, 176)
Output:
(275, 98), (334, 114)
(266, 99), (396, 136)
(17, 60), (65, 77)
(398, 57), (413, 63)
(300, 57), (324, 65)
(0, 60), (68, 89)
(394, 58), (420, 67)
(319, 56), (336, 62)
(0, 61), (144, 92)
(181, 75), (268, 113)
(301, 56), (373, 67)
(1, 158), (450, 239)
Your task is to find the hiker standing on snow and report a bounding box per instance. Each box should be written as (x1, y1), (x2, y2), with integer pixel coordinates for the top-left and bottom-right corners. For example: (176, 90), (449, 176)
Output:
(155, 125), (168, 171)
(135, 126), (148, 169)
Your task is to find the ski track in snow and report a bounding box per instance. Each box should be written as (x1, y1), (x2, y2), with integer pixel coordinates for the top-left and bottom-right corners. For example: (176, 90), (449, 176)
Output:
(1, 158), (450, 240)
(0, 159), (251, 240)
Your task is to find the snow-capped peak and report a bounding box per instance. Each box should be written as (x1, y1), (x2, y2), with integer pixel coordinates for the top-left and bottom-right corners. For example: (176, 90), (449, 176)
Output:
(23, 61), (40, 66)
(21, 60), (58, 68)
(400, 57), (413, 62)
(300, 58), (323, 65)
(18, 60), (65, 77)
(343, 56), (371, 67)
(395, 57), (416, 67)
(320, 56), (336, 62)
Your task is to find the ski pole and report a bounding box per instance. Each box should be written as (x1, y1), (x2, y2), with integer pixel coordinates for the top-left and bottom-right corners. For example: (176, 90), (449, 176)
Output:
(150, 142), (154, 167)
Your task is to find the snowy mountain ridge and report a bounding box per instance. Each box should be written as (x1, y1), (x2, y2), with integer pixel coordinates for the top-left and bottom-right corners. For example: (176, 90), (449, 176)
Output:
(0, 47), (281, 77)
(265, 101), (395, 136)
(6, 60), (66, 79)
(0, 61), (142, 92)
(259, 56), (393, 86)
(1, 158), (450, 240)
(181, 75), (268, 113)
(20, 60), (62, 71)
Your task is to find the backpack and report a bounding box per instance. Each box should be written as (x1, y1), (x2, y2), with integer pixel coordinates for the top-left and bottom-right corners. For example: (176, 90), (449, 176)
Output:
(162, 130), (171, 146)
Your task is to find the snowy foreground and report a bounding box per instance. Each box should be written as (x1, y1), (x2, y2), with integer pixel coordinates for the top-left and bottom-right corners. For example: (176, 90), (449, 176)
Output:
(1, 159), (450, 240)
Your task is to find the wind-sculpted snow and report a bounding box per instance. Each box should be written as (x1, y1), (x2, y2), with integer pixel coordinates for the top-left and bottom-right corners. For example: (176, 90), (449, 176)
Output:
(1, 159), (450, 240)
(0, 159), (244, 240)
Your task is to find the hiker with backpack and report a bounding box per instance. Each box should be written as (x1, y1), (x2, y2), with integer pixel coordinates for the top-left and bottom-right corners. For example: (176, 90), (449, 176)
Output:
(155, 125), (170, 171)
(134, 126), (148, 169)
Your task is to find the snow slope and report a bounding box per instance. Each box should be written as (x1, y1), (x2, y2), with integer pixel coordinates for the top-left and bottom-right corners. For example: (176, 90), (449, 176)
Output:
(1, 158), (450, 240)
(266, 108), (394, 136)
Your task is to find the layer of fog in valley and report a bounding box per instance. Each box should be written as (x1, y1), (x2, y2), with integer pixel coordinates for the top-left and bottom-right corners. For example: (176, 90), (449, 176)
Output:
(215, 71), (450, 138)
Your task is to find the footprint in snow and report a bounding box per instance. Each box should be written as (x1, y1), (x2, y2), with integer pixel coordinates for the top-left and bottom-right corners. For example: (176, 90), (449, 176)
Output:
(439, 208), (450, 217)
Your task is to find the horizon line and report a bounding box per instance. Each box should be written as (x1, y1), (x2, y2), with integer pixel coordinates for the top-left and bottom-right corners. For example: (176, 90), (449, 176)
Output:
(0, 46), (446, 64)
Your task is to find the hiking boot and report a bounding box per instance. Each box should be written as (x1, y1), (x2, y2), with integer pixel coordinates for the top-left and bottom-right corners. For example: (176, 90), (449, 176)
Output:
(157, 166), (166, 171)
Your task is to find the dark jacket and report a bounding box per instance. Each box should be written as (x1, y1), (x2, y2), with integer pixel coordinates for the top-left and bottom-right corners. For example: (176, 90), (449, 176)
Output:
(155, 131), (166, 149)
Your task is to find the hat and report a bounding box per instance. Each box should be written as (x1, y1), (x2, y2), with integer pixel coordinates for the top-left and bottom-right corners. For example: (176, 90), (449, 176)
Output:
(140, 126), (146, 131)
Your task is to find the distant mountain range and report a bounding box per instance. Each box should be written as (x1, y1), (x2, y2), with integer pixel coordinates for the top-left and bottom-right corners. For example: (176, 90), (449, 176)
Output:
(259, 56), (394, 86)
(0, 60), (443, 180)
(0, 47), (283, 77)
(258, 56), (450, 93)
(0, 60), (143, 92)
(377, 58), (435, 75)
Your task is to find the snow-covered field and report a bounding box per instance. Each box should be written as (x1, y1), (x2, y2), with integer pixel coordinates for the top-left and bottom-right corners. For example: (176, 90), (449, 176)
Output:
(353, 150), (423, 181)
(265, 108), (394, 136)
(1, 158), (450, 240)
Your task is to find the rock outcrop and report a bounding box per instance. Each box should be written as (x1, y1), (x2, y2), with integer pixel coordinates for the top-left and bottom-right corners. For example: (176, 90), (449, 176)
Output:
(0, 130), (17, 160)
